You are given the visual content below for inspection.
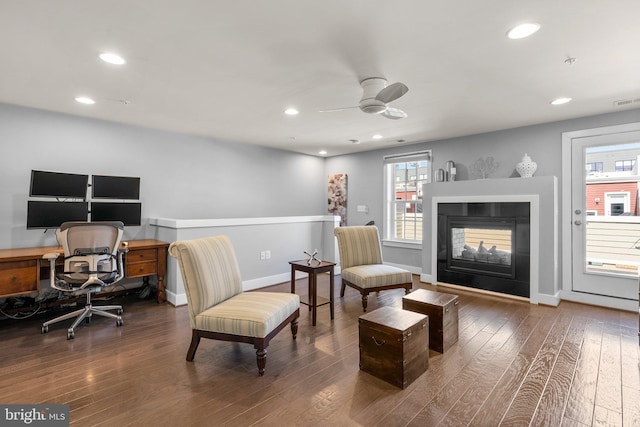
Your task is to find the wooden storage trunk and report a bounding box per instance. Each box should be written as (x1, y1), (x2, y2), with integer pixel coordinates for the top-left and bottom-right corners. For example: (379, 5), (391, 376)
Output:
(359, 306), (429, 389)
(402, 289), (459, 353)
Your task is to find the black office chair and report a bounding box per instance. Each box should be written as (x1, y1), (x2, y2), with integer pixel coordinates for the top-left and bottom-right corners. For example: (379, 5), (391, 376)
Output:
(41, 221), (127, 339)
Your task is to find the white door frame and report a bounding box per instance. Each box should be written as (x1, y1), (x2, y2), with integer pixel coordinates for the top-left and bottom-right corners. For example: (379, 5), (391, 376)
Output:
(561, 122), (640, 311)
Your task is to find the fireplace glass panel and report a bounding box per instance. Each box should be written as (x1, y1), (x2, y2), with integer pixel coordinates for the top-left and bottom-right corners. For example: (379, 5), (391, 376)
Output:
(451, 227), (512, 266)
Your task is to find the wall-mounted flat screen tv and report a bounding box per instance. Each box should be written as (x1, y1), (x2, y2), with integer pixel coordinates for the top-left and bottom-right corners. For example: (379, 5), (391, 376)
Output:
(92, 175), (140, 200)
(26, 201), (89, 229)
(29, 170), (88, 199)
(91, 202), (141, 226)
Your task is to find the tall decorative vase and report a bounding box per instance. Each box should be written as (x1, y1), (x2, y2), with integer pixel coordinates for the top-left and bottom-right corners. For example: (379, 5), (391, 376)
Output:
(516, 153), (537, 178)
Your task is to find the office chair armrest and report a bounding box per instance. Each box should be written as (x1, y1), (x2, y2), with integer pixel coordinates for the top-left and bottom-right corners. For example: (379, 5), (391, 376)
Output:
(43, 252), (60, 260)
(42, 252), (60, 290)
(116, 247), (128, 280)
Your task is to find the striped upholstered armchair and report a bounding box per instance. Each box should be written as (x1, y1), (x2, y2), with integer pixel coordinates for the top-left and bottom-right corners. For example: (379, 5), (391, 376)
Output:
(169, 235), (300, 376)
(334, 226), (413, 312)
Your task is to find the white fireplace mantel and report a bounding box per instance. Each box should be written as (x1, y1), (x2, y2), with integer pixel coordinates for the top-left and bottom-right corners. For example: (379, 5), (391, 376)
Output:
(421, 176), (559, 306)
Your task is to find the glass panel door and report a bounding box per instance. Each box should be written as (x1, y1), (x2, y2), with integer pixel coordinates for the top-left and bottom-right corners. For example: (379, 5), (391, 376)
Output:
(571, 132), (640, 299)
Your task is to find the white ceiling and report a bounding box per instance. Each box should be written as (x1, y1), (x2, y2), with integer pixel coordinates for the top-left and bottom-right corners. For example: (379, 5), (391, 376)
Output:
(1, 1), (639, 157)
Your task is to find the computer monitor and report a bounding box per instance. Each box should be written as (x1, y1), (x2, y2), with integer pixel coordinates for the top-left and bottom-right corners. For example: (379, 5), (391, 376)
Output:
(26, 201), (89, 229)
(90, 202), (142, 226)
(29, 170), (88, 199)
(91, 175), (140, 200)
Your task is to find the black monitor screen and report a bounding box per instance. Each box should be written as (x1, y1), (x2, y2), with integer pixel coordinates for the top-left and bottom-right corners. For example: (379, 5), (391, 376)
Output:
(29, 170), (88, 199)
(92, 175), (140, 200)
(27, 201), (89, 229)
(91, 202), (141, 226)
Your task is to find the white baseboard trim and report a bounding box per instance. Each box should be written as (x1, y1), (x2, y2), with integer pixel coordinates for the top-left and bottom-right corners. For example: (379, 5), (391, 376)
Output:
(166, 289), (188, 307)
(418, 274), (560, 307)
(385, 262), (421, 275)
(537, 292), (561, 307)
(166, 270), (329, 307)
(560, 290), (637, 312)
(420, 273), (435, 284)
(243, 272), (292, 291)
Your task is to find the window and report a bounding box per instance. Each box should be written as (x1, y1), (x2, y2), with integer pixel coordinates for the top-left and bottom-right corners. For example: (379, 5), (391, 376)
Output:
(614, 159), (634, 171)
(586, 162), (603, 173)
(383, 150), (432, 243)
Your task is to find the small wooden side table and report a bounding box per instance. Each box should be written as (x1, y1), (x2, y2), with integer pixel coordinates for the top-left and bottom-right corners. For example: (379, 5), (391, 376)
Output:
(289, 260), (335, 326)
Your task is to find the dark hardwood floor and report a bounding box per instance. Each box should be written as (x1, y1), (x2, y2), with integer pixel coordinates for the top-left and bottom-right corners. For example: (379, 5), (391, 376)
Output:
(1, 276), (638, 426)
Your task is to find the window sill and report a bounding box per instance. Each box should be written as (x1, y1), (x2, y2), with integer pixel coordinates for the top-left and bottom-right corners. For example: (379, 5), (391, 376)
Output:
(382, 239), (422, 250)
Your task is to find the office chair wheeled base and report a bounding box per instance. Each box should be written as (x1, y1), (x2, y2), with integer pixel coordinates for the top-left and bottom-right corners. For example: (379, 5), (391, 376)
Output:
(41, 293), (123, 339)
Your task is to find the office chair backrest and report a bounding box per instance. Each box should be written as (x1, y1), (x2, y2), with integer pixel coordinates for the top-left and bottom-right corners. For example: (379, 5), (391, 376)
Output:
(334, 225), (384, 269)
(169, 235), (243, 325)
(56, 221), (124, 285)
(58, 221), (123, 256)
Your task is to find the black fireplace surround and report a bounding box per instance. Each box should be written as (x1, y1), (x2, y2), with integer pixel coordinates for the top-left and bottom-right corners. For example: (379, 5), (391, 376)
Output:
(437, 202), (530, 298)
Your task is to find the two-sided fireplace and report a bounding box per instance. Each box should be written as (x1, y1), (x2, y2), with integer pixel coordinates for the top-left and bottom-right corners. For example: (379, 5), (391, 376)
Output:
(437, 202), (530, 298)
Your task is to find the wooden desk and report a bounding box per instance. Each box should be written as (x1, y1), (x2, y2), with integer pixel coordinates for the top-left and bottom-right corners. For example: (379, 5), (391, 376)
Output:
(289, 259), (335, 326)
(0, 239), (169, 304)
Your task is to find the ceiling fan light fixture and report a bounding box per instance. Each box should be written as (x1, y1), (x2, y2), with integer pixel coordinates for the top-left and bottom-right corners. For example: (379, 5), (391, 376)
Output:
(359, 98), (387, 114)
(75, 96), (95, 105)
(507, 22), (540, 39)
(381, 107), (408, 120)
(99, 52), (126, 65)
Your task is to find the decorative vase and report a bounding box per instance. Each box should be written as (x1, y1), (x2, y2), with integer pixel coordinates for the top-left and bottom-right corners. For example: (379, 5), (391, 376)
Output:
(516, 153), (537, 178)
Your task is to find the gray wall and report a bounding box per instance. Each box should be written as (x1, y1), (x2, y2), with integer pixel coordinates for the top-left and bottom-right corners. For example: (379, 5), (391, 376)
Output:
(0, 103), (326, 249)
(325, 108), (640, 273)
(2, 101), (639, 276)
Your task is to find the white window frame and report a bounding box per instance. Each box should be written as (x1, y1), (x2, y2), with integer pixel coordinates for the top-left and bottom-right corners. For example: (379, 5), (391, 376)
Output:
(604, 191), (630, 216)
(382, 150), (432, 247)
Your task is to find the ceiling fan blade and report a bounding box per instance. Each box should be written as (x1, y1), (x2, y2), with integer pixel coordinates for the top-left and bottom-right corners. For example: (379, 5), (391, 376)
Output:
(375, 82), (409, 104)
(381, 107), (407, 120)
(318, 106), (359, 113)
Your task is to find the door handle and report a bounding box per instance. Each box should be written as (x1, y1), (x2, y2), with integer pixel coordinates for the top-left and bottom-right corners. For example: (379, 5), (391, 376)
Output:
(574, 220), (582, 225)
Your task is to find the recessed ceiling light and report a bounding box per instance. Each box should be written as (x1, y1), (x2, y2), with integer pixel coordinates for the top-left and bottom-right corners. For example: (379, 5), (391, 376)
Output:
(99, 52), (126, 65)
(349, 139), (360, 144)
(319, 150), (327, 155)
(506, 22), (541, 39)
(372, 134), (383, 140)
(551, 97), (572, 105)
(284, 108), (299, 115)
(75, 96), (95, 105)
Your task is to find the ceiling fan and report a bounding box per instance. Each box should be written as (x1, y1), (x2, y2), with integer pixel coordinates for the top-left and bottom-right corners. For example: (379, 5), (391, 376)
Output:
(320, 77), (409, 120)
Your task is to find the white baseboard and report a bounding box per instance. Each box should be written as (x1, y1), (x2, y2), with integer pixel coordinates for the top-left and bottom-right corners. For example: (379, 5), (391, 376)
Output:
(418, 275), (561, 307)
(537, 292), (561, 307)
(385, 262), (422, 275)
(420, 273), (435, 284)
(560, 290), (637, 312)
(243, 272), (292, 291)
(166, 289), (188, 307)
(168, 271), (307, 306)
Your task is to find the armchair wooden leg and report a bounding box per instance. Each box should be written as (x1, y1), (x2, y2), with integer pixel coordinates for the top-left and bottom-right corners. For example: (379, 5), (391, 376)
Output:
(361, 292), (368, 312)
(186, 329), (201, 361)
(290, 318), (298, 339)
(340, 281), (346, 297)
(256, 348), (267, 376)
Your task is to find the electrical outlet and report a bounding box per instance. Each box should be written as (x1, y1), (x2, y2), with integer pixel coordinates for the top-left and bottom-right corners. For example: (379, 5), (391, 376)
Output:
(260, 251), (265, 260)
(265, 250), (271, 260)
